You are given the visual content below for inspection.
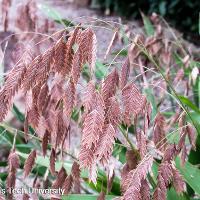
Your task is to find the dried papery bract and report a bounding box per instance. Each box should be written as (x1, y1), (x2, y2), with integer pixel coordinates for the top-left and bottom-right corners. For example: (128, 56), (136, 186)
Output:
(122, 82), (146, 126)
(24, 150), (37, 178)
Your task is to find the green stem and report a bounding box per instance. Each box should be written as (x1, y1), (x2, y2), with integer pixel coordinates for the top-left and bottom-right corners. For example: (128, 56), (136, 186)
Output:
(142, 49), (200, 136)
(119, 125), (137, 152)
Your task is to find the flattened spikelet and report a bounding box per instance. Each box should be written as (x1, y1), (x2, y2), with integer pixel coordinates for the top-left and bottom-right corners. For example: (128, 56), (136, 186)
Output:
(122, 82), (146, 126)
(172, 167), (186, 193)
(62, 175), (73, 195)
(78, 28), (97, 71)
(122, 156), (153, 200)
(140, 179), (150, 200)
(95, 123), (116, 165)
(101, 68), (119, 106)
(6, 170), (16, 200)
(63, 27), (80, 76)
(42, 130), (50, 157)
(81, 109), (104, 149)
(153, 162), (173, 200)
(83, 82), (105, 116)
(106, 97), (121, 128)
(71, 46), (81, 85)
(0, 63), (26, 122)
(186, 124), (196, 150)
(24, 150), (37, 178)
(153, 113), (166, 151)
(22, 55), (42, 91)
(120, 57), (130, 89)
(50, 148), (56, 176)
(71, 161), (80, 193)
(0, 95), (10, 123)
(4, 63), (26, 97)
(79, 145), (94, 169)
(163, 144), (177, 162)
(35, 48), (54, 84)
(83, 81), (96, 114)
(63, 80), (76, 117)
(71, 161), (80, 179)
(136, 130), (147, 159)
(26, 105), (40, 128)
(53, 37), (67, 74)
(37, 83), (49, 114)
(6, 170), (16, 189)
(8, 149), (20, 171)
(52, 167), (67, 189)
(55, 109), (65, 149)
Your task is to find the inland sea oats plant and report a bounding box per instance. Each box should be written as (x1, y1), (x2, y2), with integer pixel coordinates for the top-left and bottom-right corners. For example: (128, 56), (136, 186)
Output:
(0, 1), (200, 200)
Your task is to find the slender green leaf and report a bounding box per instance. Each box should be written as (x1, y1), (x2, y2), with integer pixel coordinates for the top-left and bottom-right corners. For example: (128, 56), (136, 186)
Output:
(179, 96), (200, 114)
(12, 104), (25, 122)
(141, 12), (155, 36)
(167, 188), (190, 200)
(176, 157), (200, 195)
(95, 60), (108, 80)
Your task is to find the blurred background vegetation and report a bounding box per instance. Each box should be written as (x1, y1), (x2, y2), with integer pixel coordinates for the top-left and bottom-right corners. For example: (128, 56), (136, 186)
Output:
(94, 0), (200, 45)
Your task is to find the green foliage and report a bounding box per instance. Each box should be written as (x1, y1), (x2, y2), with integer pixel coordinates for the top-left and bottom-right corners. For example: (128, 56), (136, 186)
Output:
(97, 0), (200, 43)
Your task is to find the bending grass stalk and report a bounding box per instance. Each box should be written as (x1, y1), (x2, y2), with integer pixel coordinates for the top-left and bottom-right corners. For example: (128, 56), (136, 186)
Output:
(141, 48), (200, 136)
